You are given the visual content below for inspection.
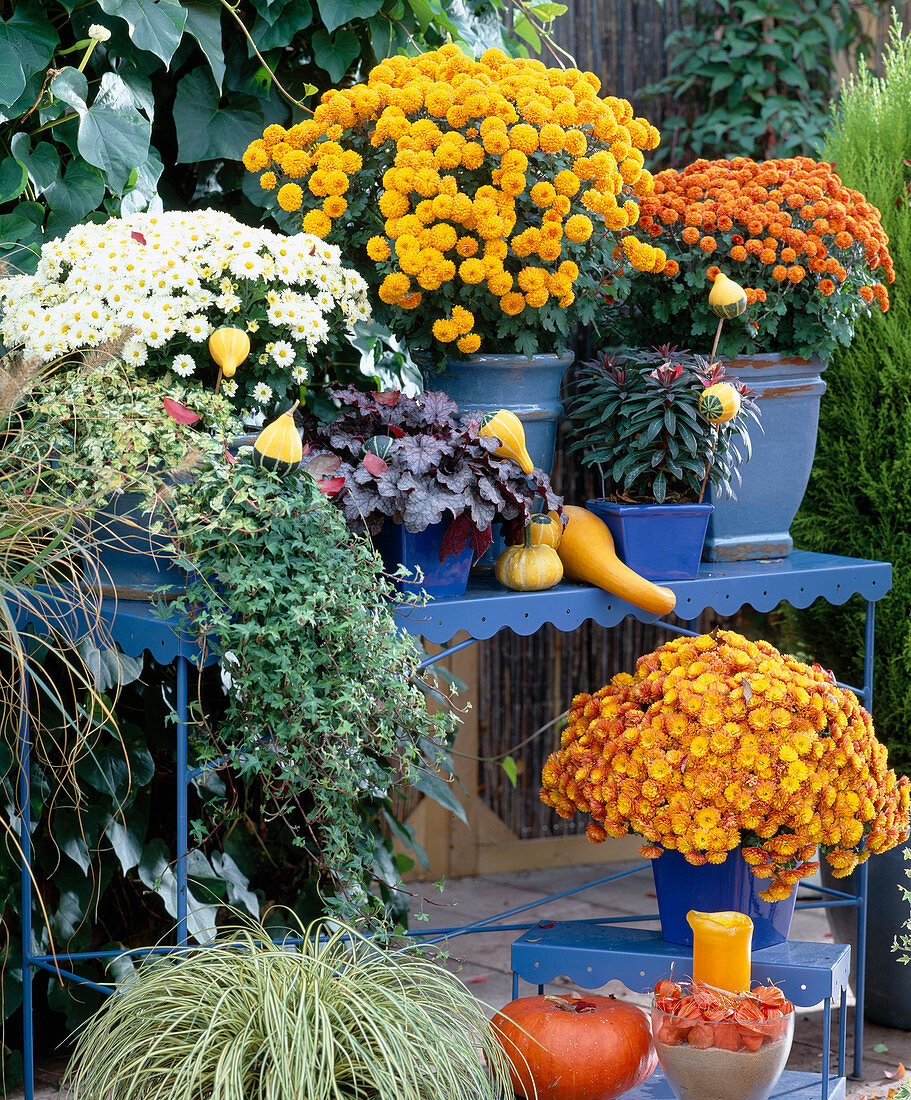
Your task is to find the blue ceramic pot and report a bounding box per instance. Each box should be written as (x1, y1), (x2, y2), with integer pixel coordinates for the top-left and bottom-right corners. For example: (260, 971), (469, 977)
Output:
(427, 351), (574, 477)
(651, 845), (797, 949)
(703, 354), (827, 562)
(585, 500), (712, 581)
(373, 518), (473, 599)
(85, 491), (190, 600)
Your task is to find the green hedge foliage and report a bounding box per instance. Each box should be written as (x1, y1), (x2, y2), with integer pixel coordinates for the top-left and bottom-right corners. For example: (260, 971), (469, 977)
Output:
(791, 13), (911, 777)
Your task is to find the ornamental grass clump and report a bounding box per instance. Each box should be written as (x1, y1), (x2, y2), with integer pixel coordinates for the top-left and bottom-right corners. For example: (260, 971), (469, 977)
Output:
(0, 210), (370, 415)
(244, 44), (667, 360)
(615, 157), (894, 361)
(64, 916), (517, 1100)
(540, 629), (910, 901)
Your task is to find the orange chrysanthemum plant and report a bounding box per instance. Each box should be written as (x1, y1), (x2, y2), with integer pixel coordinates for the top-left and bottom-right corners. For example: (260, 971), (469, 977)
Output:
(242, 45), (666, 363)
(614, 157), (895, 362)
(540, 629), (910, 901)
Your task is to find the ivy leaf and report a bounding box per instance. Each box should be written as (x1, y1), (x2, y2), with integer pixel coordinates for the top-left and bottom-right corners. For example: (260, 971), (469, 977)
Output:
(96, 0), (188, 66)
(0, 2), (58, 108)
(183, 0), (226, 92)
(173, 66), (285, 164)
(311, 27), (360, 83)
(315, 0), (383, 34)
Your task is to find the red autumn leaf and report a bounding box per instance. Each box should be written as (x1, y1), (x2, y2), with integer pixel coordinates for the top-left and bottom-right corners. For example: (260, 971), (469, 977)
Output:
(363, 452), (388, 476)
(224, 446), (237, 464)
(318, 476), (345, 496)
(440, 513), (473, 562)
(372, 390), (400, 406)
(163, 397), (201, 425)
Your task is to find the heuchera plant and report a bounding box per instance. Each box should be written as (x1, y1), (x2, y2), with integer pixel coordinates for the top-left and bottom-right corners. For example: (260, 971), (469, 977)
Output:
(570, 345), (759, 504)
(302, 387), (562, 559)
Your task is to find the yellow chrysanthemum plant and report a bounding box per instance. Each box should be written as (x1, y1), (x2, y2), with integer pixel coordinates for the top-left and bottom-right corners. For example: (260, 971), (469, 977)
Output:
(540, 629), (911, 902)
(242, 45), (666, 363)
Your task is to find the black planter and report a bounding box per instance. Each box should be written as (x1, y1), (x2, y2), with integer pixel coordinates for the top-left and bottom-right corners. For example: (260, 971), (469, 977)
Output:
(820, 843), (911, 1029)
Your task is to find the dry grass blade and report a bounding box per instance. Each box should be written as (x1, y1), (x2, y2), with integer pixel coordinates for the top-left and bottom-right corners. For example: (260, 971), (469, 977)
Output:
(64, 914), (516, 1100)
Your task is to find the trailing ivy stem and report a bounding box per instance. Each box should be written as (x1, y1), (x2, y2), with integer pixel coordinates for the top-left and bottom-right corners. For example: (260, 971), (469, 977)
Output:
(698, 425), (718, 503)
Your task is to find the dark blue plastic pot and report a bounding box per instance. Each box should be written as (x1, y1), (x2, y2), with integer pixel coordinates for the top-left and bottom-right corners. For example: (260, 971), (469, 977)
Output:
(373, 518), (473, 598)
(585, 500), (713, 581)
(703, 354), (827, 561)
(85, 491), (190, 599)
(427, 351), (574, 477)
(651, 845), (797, 948)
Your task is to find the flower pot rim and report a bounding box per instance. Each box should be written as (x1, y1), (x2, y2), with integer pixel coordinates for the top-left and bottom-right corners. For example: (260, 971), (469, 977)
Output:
(587, 498), (714, 517)
(441, 349), (575, 366)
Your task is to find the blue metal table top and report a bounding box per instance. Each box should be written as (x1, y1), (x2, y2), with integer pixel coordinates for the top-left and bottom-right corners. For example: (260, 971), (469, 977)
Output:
(511, 923), (851, 1006)
(393, 550), (891, 643)
(8, 587), (218, 667)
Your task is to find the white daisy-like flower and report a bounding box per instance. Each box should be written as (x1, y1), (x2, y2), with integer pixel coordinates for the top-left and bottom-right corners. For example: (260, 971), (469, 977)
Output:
(221, 379), (238, 397)
(89, 23), (111, 41)
(291, 365), (308, 383)
(182, 314), (212, 342)
(271, 340), (295, 366)
(172, 354), (195, 378)
(252, 382), (273, 405)
(123, 339), (148, 365)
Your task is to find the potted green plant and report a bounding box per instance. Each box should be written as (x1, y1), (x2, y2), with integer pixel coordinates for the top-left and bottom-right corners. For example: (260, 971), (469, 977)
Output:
(608, 156), (895, 560)
(301, 386), (563, 596)
(0, 209), (372, 418)
(244, 45), (670, 475)
(29, 356), (242, 598)
(569, 345), (758, 580)
(64, 914), (516, 1100)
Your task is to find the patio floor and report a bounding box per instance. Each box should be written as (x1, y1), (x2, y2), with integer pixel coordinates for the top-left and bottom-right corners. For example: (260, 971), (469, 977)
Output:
(16, 859), (910, 1100)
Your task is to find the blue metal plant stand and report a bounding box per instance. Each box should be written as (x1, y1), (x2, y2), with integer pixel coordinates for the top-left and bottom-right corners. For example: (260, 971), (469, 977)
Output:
(11, 550), (891, 1100)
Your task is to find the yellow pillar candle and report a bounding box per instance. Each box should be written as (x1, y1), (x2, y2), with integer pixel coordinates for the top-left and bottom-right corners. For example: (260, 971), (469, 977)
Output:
(687, 910), (753, 993)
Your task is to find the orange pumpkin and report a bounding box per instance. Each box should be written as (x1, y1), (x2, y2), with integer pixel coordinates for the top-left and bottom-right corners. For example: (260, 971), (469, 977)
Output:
(491, 993), (657, 1100)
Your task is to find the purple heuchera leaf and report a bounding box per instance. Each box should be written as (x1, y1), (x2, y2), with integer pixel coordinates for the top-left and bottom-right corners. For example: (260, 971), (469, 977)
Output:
(419, 390), (459, 425)
(396, 435), (446, 476)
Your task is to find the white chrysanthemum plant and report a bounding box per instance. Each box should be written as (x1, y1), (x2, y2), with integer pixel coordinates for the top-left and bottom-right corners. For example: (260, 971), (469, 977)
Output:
(0, 209), (371, 416)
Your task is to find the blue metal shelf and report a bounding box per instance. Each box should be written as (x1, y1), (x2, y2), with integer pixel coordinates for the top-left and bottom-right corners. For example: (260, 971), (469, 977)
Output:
(626, 1070), (845, 1100)
(393, 550), (891, 643)
(13, 552), (891, 1100)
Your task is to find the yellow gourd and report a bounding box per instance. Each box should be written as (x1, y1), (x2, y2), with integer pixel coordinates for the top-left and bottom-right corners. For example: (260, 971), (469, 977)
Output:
(557, 505), (677, 616)
(496, 527), (563, 591)
(252, 403), (302, 475)
(708, 272), (748, 319)
(528, 512), (563, 549)
(699, 382), (742, 424)
(479, 410), (534, 474)
(208, 327), (251, 378)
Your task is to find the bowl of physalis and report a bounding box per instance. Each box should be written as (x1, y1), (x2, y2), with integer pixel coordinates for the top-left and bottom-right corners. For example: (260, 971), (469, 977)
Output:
(651, 979), (794, 1100)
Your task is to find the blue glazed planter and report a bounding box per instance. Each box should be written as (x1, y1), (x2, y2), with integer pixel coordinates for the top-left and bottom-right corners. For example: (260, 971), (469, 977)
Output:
(651, 845), (797, 949)
(85, 491), (190, 599)
(585, 500), (712, 581)
(427, 351), (574, 477)
(373, 518), (473, 598)
(703, 354), (827, 562)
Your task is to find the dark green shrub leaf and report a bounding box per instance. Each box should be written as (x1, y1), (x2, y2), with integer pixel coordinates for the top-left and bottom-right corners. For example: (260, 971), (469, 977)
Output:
(312, 27), (360, 82)
(0, 2), (58, 108)
(97, 0), (188, 65)
(183, 0), (226, 91)
(173, 66), (283, 163)
(316, 0), (383, 34)
(10, 135), (61, 195)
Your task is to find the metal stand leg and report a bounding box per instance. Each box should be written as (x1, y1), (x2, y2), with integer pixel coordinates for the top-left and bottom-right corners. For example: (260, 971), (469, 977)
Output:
(176, 655), (189, 948)
(18, 663), (34, 1100)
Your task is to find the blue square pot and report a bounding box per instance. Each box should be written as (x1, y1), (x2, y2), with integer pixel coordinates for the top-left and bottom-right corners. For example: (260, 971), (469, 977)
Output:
(373, 518), (473, 598)
(585, 500), (713, 581)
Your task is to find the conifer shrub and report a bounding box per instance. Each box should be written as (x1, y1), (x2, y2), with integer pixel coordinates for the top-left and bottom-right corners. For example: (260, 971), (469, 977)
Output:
(791, 13), (911, 775)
